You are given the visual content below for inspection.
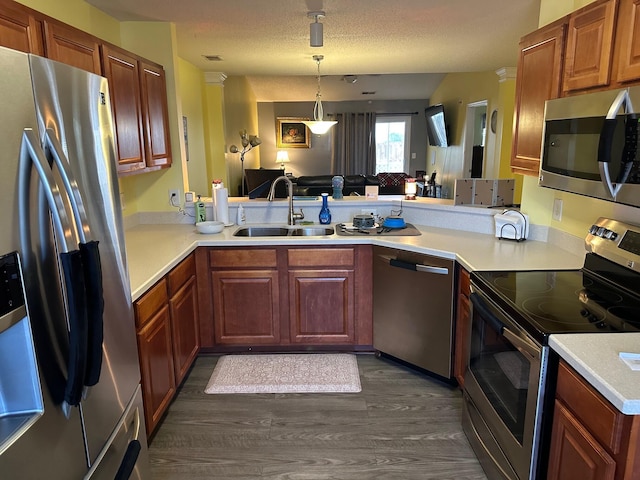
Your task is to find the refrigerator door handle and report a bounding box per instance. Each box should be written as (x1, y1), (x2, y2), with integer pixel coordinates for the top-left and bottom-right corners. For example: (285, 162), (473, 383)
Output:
(19, 128), (90, 417)
(44, 129), (104, 388)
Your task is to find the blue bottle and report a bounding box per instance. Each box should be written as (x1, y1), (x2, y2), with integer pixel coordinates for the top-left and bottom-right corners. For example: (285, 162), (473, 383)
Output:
(319, 193), (331, 224)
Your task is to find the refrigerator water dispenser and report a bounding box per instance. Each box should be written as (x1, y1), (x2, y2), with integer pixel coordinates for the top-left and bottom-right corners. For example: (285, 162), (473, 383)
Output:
(0, 252), (44, 456)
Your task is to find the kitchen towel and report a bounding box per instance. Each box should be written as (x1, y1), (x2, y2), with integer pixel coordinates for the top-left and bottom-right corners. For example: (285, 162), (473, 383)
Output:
(204, 353), (361, 394)
(213, 187), (229, 225)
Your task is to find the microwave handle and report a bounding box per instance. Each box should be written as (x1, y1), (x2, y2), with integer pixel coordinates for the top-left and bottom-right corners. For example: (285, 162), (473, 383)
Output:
(597, 90), (636, 198)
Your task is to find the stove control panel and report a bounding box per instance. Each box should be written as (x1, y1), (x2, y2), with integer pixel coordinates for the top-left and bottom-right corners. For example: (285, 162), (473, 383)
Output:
(586, 217), (640, 273)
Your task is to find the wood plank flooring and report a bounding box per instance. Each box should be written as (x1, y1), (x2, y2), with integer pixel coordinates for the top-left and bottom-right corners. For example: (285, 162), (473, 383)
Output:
(148, 353), (488, 479)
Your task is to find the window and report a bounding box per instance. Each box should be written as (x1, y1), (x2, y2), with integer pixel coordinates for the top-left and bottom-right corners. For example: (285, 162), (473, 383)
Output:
(375, 116), (411, 174)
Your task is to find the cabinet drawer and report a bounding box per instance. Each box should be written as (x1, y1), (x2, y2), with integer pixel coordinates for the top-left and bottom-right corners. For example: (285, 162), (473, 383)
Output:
(168, 254), (195, 296)
(288, 248), (354, 267)
(134, 278), (168, 328)
(556, 361), (626, 453)
(210, 248), (277, 268)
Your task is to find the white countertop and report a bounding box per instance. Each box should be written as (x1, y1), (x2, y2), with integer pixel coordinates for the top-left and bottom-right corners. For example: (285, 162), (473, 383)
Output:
(125, 221), (584, 301)
(550, 334), (640, 415)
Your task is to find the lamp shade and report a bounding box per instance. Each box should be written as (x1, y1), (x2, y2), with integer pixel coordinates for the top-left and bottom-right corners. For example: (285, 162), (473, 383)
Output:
(302, 120), (338, 134)
(276, 151), (290, 168)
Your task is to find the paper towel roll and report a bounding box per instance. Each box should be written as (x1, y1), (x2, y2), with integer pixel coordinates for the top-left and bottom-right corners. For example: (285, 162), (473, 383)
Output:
(214, 188), (230, 224)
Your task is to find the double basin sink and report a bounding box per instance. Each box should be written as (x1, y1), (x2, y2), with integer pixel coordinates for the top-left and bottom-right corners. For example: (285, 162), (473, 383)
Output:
(233, 226), (335, 237)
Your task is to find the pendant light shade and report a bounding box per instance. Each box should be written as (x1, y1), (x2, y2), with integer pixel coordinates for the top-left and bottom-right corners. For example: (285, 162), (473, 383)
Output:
(302, 55), (337, 135)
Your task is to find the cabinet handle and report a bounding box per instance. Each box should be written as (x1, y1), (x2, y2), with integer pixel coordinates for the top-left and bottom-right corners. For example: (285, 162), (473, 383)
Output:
(379, 254), (449, 275)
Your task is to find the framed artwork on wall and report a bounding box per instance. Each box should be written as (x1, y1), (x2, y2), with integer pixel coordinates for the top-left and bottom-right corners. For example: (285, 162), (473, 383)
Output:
(276, 118), (311, 148)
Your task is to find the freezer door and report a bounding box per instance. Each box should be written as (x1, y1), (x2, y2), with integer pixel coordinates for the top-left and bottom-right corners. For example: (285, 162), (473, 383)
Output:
(28, 55), (145, 467)
(0, 46), (89, 479)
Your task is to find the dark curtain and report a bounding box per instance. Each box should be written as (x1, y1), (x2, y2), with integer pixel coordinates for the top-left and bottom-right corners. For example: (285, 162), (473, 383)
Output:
(331, 112), (376, 175)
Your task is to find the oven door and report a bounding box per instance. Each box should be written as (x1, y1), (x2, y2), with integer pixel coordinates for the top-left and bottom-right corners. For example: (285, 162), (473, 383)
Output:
(462, 284), (548, 480)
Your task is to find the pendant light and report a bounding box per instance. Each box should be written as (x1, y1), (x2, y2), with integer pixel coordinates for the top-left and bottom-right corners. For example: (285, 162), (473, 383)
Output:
(302, 55), (337, 135)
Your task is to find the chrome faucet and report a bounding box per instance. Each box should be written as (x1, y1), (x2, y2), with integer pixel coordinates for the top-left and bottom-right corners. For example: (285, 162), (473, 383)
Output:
(267, 176), (304, 225)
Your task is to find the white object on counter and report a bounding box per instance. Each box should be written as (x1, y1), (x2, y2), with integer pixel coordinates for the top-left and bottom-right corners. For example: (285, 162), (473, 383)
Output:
(494, 209), (529, 241)
(236, 204), (246, 225)
(213, 187), (230, 225)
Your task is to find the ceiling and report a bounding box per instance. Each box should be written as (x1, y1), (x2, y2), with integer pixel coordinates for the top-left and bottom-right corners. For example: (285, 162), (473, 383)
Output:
(85, 0), (541, 101)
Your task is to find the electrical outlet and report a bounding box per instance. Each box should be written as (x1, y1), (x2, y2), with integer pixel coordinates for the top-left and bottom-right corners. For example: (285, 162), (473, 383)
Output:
(168, 189), (180, 206)
(361, 208), (377, 216)
(552, 198), (563, 221)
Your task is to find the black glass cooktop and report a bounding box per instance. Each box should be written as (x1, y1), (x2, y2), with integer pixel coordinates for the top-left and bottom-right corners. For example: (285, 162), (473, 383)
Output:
(471, 254), (640, 343)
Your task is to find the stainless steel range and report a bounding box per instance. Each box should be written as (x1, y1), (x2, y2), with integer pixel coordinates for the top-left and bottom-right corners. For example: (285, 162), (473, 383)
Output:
(462, 217), (640, 480)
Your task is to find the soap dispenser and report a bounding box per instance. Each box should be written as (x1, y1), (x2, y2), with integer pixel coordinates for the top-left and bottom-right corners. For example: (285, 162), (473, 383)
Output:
(195, 195), (206, 223)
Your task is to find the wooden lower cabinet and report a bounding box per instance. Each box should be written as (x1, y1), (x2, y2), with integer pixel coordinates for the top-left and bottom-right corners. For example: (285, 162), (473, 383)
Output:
(547, 360), (640, 480)
(134, 253), (199, 436)
(198, 245), (372, 350)
(453, 266), (471, 388)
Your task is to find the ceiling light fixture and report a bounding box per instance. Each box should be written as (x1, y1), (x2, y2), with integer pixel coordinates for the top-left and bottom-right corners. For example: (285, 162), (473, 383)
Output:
(302, 55), (337, 135)
(307, 11), (325, 47)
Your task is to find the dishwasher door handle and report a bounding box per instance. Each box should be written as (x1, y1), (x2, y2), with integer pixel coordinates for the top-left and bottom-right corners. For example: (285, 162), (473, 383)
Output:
(379, 255), (449, 275)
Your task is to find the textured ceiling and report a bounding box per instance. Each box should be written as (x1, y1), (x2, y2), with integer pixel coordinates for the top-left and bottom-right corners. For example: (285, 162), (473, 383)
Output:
(86, 0), (541, 101)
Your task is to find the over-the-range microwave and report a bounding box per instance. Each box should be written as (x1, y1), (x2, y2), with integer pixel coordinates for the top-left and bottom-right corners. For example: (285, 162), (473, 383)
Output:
(540, 87), (640, 208)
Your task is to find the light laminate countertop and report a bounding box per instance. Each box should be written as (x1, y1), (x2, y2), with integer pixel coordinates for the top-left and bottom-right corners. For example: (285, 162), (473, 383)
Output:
(550, 334), (640, 415)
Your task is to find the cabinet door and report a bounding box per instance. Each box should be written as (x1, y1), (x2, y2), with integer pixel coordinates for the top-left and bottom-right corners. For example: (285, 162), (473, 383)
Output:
(137, 305), (176, 436)
(615, 0), (640, 83)
(212, 270), (281, 344)
(547, 400), (616, 480)
(101, 45), (146, 174)
(169, 276), (199, 385)
(288, 269), (355, 344)
(453, 268), (471, 388)
(0, 0), (44, 55)
(43, 19), (101, 74)
(563, 0), (617, 93)
(511, 21), (566, 176)
(140, 61), (172, 170)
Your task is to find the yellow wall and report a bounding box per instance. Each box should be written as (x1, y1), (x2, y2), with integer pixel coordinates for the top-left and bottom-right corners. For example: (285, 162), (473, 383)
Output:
(202, 82), (228, 195)
(427, 71), (502, 199)
(223, 76), (260, 197)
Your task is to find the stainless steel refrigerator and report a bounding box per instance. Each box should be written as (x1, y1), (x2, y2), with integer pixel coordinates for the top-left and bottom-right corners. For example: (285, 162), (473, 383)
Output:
(0, 46), (149, 478)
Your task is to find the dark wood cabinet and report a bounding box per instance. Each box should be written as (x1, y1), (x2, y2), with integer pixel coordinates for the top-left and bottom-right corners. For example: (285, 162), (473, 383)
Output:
(140, 60), (172, 170)
(101, 44), (147, 174)
(288, 248), (356, 345)
(134, 254), (199, 437)
(614, 0), (640, 83)
(210, 248), (281, 345)
(0, 0), (44, 55)
(453, 266), (471, 388)
(547, 360), (640, 480)
(198, 245), (372, 351)
(562, 0), (618, 94)
(43, 19), (101, 74)
(511, 20), (567, 176)
(135, 279), (175, 436)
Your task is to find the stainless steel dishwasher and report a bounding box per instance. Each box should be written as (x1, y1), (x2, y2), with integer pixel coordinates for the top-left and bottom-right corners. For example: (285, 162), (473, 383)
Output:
(373, 246), (455, 379)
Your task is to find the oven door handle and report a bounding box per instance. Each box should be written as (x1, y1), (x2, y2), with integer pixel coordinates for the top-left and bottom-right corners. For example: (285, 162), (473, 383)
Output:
(503, 327), (540, 361)
(469, 291), (505, 334)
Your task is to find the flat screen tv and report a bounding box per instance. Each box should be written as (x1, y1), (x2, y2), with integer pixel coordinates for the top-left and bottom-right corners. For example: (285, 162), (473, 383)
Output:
(244, 168), (286, 199)
(425, 104), (450, 147)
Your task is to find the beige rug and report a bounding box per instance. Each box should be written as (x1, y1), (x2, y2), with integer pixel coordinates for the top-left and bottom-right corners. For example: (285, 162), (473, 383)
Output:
(204, 353), (361, 394)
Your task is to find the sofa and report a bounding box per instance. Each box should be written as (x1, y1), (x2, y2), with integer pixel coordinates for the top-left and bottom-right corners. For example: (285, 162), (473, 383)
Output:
(292, 173), (409, 196)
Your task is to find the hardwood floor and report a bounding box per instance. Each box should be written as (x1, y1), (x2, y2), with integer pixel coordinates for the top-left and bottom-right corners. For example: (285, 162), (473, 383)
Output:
(148, 353), (488, 479)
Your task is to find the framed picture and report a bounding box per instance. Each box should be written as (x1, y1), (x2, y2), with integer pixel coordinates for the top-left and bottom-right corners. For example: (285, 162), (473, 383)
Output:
(276, 118), (311, 148)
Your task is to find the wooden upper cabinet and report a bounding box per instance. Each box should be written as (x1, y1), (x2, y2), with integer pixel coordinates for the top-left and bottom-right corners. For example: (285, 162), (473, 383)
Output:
(511, 20), (566, 176)
(562, 0), (618, 93)
(0, 0), (44, 55)
(101, 44), (146, 174)
(140, 60), (172, 170)
(614, 0), (640, 83)
(43, 19), (101, 74)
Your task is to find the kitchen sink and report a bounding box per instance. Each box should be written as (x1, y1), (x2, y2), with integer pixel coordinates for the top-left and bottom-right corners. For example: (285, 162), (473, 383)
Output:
(233, 226), (334, 237)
